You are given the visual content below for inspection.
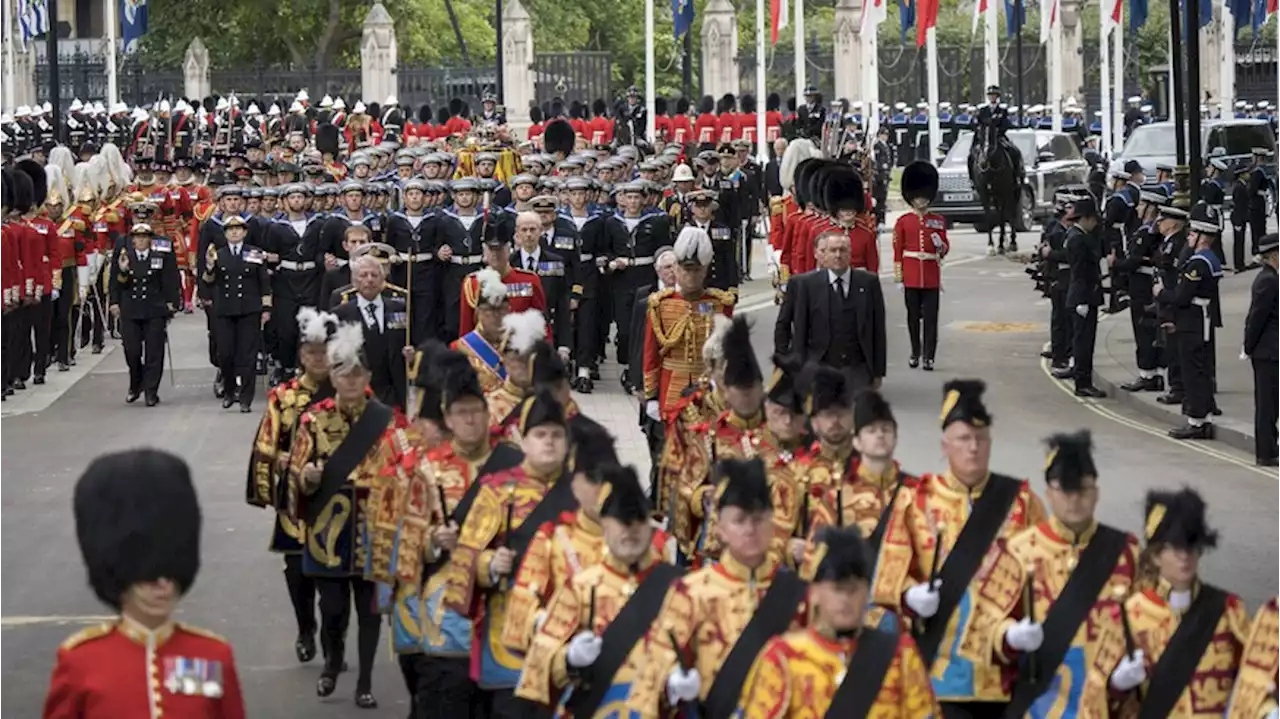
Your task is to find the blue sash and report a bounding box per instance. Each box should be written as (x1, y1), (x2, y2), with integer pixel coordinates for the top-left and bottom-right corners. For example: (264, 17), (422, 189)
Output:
(460, 331), (507, 381)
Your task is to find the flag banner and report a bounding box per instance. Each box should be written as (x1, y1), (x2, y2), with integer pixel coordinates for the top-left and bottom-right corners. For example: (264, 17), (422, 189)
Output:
(673, 0), (695, 38)
(1005, 0), (1027, 36)
(918, 0), (939, 46)
(1041, 0), (1058, 43)
(122, 0), (149, 53)
(864, 0), (889, 30)
(769, 0), (790, 44)
(1106, 0), (1124, 29)
(1130, 0), (1149, 31)
(972, 0), (988, 34)
(18, 0), (50, 50)
(899, 0), (916, 42)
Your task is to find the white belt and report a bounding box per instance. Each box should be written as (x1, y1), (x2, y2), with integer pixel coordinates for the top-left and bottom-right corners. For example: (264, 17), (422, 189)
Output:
(580, 253), (594, 261)
(1193, 297), (1212, 341)
(278, 260), (316, 271)
(450, 254), (483, 265)
(401, 252), (434, 262)
(1058, 263), (1070, 269)
(1192, 297), (1211, 307)
(622, 257), (655, 267)
(903, 251), (939, 260)
(1111, 223), (1126, 229)
(1135, 266), (1155, 276)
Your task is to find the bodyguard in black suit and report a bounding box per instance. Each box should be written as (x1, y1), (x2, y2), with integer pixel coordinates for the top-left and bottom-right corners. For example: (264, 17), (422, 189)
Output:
(108, 224), (180, 406)
(514, 205), (573, 354)
(778, 230), (886, 392)
(1244, 234), (1279, 466)
(332, 251), (409, 410)
(202, 215), (272, 412)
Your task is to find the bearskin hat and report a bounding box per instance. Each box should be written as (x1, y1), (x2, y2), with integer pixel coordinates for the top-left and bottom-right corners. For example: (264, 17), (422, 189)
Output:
(766, 353), (805, 414)
(699, 95), (715, 114)
(718, 93), (737, 113)
(655, 96), (668, 116)
(853, 389), (896, 433)
(517, 388), (568, 434)
(740, 94), (757, 114)
(721, 316), (763, 389)
(418, 104), (432, 124)
(436, 106), (451, 125)
(676, 97), (691, 115)
(543, 119), (577, 157)
(74, 449), (202, 609)
(11, 167), (34, 214)
(805, 160), (830, 212)
(822, 163), (864, 213)
(792, 157), (820, 207)
(809, 526), (871, 583)
(804, 363), (851, 415)
(315, 124), (341, 157)
(17, 159), (46, 208)
(599, 465), (651, 523)
(592, 98), (608, 118)
(367, 102), (382, 121)
(1044, 429), (1097, 492)
(530, 106), (544, 124)
(901, 160), (939, 205)
(569, 100), (583, 120)
(572, 421), (619, 478)
(715, 458), (772, 512)
(530, 340), (569, 389)
(766, 92), (781, 111)
(940, 379), (992, 429)
(1144, 488), (1218, 551)
(1, 169), (13, 210)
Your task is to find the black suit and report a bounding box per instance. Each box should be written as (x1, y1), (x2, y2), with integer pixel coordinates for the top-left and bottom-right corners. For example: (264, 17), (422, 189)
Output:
(515, 246), (574, 352)
(1245, 263), (1279, 462)
(334, 296), (409, 410)
(204, 243), (272, 406)
(782, 268), (887, 390)
(109, 245), (180, 397)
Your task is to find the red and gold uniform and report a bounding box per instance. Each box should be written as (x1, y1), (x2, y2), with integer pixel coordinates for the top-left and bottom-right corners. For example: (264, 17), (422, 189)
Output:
(893, 210), (949, 288)
(642, 287), (734, 415)
(2, 219), (21, 311)
(768, 194), (799, 284)
(1226, 597), (1279, 719)
(685, 408), (766, 559)
(43, 618), (246, 719)
(514, 544), (672, 712)
(657, 379), (725, 558)
(737, 628), (941, 718)
(909, 471), (1046, 702)
(1123, 580), (1250, 718)
(486, 378), (527, 437)
(54, 202), (93, 301)
(459, 267), (546, 338)
(24, 212), (57, 301)
(1004, 518), (1140, 718)
(451, 327), (507, 394)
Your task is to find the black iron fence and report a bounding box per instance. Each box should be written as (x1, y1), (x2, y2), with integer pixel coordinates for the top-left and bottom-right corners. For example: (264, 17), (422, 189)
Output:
(210, 66), (362, 103)
(533, 51), (613, 107)
(36, 51), (183, 106)
(396, 65), (498, 113)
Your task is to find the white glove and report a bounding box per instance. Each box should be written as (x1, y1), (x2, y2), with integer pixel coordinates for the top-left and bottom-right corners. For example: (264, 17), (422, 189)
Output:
(931, 233), (944, 249)
(87, 250), (102, 275)
(1005, 618), (1045, 652)
(1264, 709), (1277, 719)
(645, 399), (661, 422)
(1075, 304), (1088, 317)
(1109, 650), (1147, 691)
(558, 346), (571, 362)
(904, 581), (941, 618)
(76, 265), (90, 289)
(566, 631), (602, 668)
(50, 288), (60, 302)
(666, 667), (702, 705)
(895, 282), (904, 292)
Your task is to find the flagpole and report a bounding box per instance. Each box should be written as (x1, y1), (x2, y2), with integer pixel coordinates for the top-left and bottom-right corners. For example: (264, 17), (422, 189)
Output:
(866, 10), (880, 143)
(926, 26), (940, 162)
(105, 0), (118, 107)
(984, 0), (999, 93)
(1112, 8), (1122, 150)
(1167, 29), (1175, 117)
(645, 0), (655, 141)
(1219, 4), (1233, 119)
(794, 0), (805, 106)
(47, 0), (61, 141)
(756, 0), (767, 163)
(1099, 1), (1112, 155)
(1050, 4), (1062, 131)
(4, 0), (15, 111)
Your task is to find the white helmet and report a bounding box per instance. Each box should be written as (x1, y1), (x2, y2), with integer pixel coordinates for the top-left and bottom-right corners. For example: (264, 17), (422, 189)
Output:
(229, 94), (240, 107)
(320, 94), (333, 108)
(41, 101), (52, 113)
(110, 101), (128, 114)
(384, 95), (398, 106)
(333, 97), (346, 110)
(289, 100), (304, 113)
(215, 97), (230, 112)
(247, 103), (261, 115)
(15, 105), (30, 117)
(268, 103), (281, 117)
(353, 101), (367, 114)
(672, 164), (694, 182)
(296, 89), (310, 102)
(69, 98), (84, 112)
(158, 99), (171, 113)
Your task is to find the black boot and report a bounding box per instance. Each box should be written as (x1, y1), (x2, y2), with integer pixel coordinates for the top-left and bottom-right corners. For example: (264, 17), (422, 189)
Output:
(1168, 423), (1213, 440)
(1120, 375), (1163, 392)
(1156, 392), (1184, 405)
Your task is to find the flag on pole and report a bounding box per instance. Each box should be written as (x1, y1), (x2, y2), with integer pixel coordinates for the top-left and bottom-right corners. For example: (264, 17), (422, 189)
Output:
(972, 0), (988, 34)
(1105, 0), (1124, 28)
(864, 0), (889, 29)
(1004, 0), (1026, 35)
(1041, 0), (1059, 43)
(17, 0), (50, 50)
(1130, 0), (1149, 30)
(121, 0), (150, 53)
(1251, 0), (1271, 32)
(917, 0), (938, 46)
(769, 0), (789, 44)
(899, 0), (916, 42)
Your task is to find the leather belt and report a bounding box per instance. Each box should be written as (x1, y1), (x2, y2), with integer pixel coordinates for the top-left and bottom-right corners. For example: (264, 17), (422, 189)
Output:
(1135, 266), (1155, 275)
(278, 260), (316, 271)
(903, 251), (939, 260)
(450, 254), (483, 265)
(402, 252), (435, 262)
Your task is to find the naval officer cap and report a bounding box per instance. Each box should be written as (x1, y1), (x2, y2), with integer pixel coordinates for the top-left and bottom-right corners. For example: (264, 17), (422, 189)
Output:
(339, 180), (365, 195)
(402, 178), (429, 193)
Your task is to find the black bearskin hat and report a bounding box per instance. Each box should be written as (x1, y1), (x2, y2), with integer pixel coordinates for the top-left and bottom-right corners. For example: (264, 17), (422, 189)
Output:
(810, 526), (871, 583)
(823, 164), (864, 213)
(804, 363), (850, 415)
(569, 100), (583, 120)
(543, 119), (576, 157)
(17, 158), (46, 207)
(1044, 430), (1097, 492)
(940, 379), (991, 429)
(792, 158), (820, 207)
(449, 98), (465, 117)
(786, 96), (797, 112)
(11, 168), (33, 214)
(853, 389), (895, 433)
(715, 458), (772, 512)
(599, 465), (651, 523)
(766, 92), (781, 111)
(315, 124), (341, 157)
(766, 353), (805, 414)
(438, 351), (485, 410)
(436, 106), (451, 125)
(517, 388), (568, 434)
(740, 94), (757, 114)
(1144, 488), (1218, 551)
(721, 316), (763, 389)
(676, 97), (691, 115)
(74, 449), (202, 609)
(367, 102), (382, 120)
(551, 99), (565, 118)
(530, 340), (569, 389)
(655, 96), (668, 116)
(418, 104), (433, 124)
(203, 96), (217, 113)
(592, 98), (608, 118)
(530, 106), (544, 124)
(572, 421), (619, 478)
(718, 93), (737, 113)
(805, 161), (830, 212)
(901, 160), (939, 204)
(1, 168), (13, 210)
(699, 95), (715, 114)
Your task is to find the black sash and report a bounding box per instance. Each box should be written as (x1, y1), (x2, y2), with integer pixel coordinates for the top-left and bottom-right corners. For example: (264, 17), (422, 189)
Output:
(568, 562), (686, 718)
(703, 569), (809, 719)
(868, 472), (909, 552)
(304, 400), (394, 523)
(823, 628), (899, 718)
(1137, 585), (1229, 719)
(916, 473), (1021, 666)
(449, 443), (524, 526)
(1004, 524), (1130, 717)
(507, 475), (578, 570)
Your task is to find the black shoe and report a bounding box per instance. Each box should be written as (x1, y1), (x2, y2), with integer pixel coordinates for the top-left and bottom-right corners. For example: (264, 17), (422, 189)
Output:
(1074, 386), (1107, 398)
(1257, 456), (1279, 467)
(56, 362), (69, 372)
(1120, 376), (1163, 392)
(12, 380), (25, 391)
(1211, 405), (1222, 416)
(589, 366), (601, 381)
(908, 356), (920, 369)
(91, 344), (103, 354)
(1156, 393), (1184, 405)
(355, 692), (378, 709)
(1051, 368), (1074, 380)
(1039, 349), (1054, 359)
(32, 375), (45, 385)
(922, 359), (935, 371)
(126, 390), (142, 404)
(3, 387), (12, 397)
(316, 674), (337, 697)
(145, 394), (159, 407)
(620, 369), (631, 391)
(222, 397), (237, 409)
(1169, 423), (1213, 440)
(295, 633), (317, 663)
(240, 403), (253, 413)
(68, 357), (76, 366)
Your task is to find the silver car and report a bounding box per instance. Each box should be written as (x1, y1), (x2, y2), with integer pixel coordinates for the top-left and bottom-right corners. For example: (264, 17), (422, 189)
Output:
(933, 129), (1091, 232)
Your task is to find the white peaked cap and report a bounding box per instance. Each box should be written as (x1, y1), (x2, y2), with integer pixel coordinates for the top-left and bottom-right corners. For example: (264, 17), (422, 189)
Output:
(111, 101), (128, 114)
(296, 89), (310, 102)
(501, 309), (547, 356)
(333, 97), (346, 110)
(69, 99), (84, 112)
(385, 95), (398, 105)
(290, 101), (305, 113)
(674, 226), (713, 267)
(320, 94), (333, 108)
(15, 106), (30, 116)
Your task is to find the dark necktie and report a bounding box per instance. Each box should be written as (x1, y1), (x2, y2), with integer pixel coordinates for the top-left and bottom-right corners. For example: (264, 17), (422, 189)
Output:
(365, 303), (380, 332)
(834, 276), (845, 299)
(527, 255), (536, 271)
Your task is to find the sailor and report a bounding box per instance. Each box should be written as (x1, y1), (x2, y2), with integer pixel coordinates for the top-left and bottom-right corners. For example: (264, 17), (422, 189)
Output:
(1117, 186), (1173, 394)
(202, 214), (272, 411)
(108, 222), (180, 406)
(439, 178), (503, 338)
(893, 161), (949, 370)
(385, 177), (444, 344)
(264, 184), (324, 383)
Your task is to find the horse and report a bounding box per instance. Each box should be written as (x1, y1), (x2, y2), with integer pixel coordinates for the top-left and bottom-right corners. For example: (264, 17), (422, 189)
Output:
(967, 122), (1025, 255)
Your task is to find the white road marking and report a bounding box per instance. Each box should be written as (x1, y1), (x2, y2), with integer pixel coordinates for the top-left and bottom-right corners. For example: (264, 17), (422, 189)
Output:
(0, 345), (117, 418)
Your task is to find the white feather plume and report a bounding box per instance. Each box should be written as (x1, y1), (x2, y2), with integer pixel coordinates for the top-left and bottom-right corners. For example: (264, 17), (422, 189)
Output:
(47, 147), (77, 190)
(326, 321), (367, 373)
(501, 309), (547, 356)
(475, 267), (508, 307)
(73, 160), (101, 201)
(297, 306), (339, 345)
(674, 226), (713, 267)
(701, 314), (733, 366)
(44, 165), (69, 207)
(778, 138), (819, 192)
(99, 143), (132, 186)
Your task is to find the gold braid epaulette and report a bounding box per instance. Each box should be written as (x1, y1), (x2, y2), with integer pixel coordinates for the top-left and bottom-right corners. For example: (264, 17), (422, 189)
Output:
(646, 289), (686, 353)
(463, 274), (479, 309)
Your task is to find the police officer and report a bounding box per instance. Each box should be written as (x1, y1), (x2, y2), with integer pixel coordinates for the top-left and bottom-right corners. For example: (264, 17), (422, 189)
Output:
(108, 223), (180, 406)
(1246, 148), (1274, 256)
(1118, 187), (1171, 393)
(1159, 203), (1224, 440)
(1055, 196), (1107, 397)
(203, 215), (272, 412)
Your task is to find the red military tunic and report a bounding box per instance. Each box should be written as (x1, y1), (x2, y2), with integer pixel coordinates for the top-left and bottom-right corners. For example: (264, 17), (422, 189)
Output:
(694, 113), (719, 145)
(43, 619), (246, 719)
(24, 215), (57, 300)
(780, 210), (823, 277)
(810, 214), (880, 274)
(2, 221), (21, 310)
(671, 113), (693, 145)
(458, 266), (546, 338)
(892, 210), (949, 289)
